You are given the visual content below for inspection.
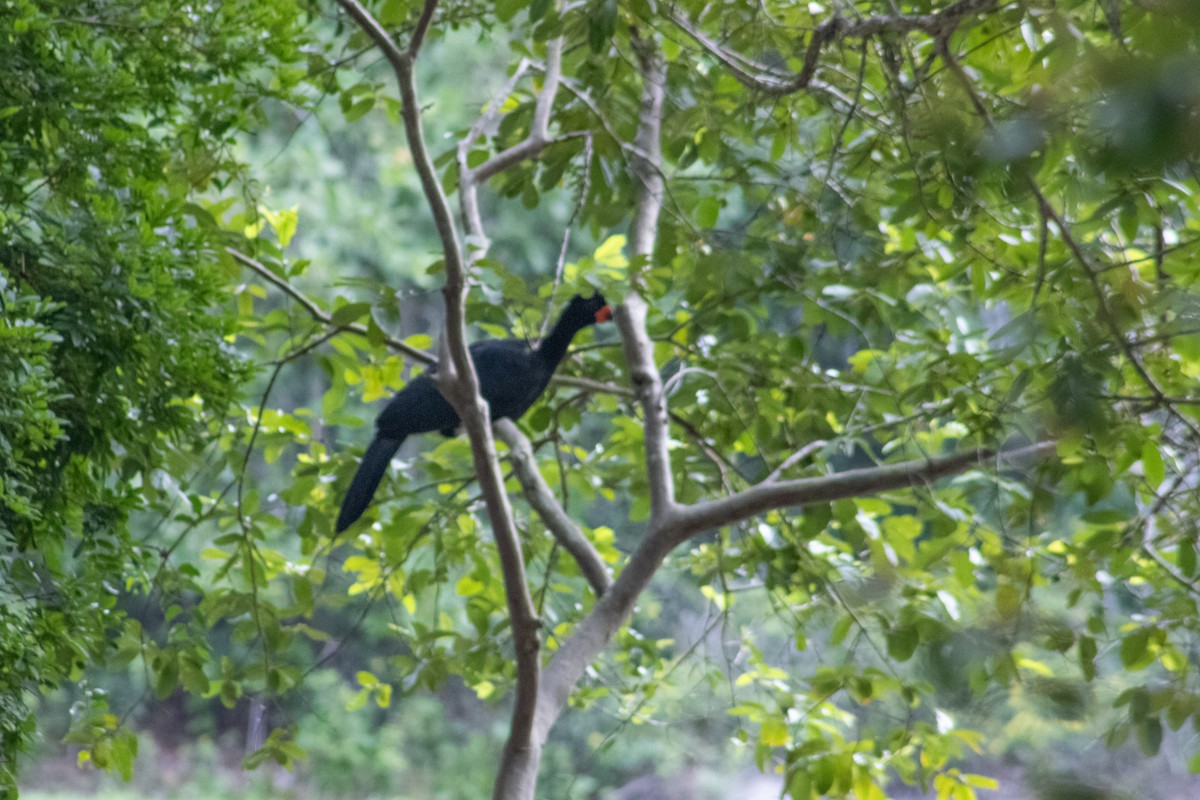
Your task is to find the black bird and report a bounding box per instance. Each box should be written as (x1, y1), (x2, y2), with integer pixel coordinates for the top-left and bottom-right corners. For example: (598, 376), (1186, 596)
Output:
(336, 293), (613, 532)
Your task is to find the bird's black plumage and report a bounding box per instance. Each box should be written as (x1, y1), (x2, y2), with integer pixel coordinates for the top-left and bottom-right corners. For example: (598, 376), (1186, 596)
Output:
(335, 293), (611, 532)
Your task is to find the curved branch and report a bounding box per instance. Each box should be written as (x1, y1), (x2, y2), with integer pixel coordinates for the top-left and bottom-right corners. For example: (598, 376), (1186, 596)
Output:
(227, 247), (435, 365)
(532, 33), (677, 762)
(335, 0), (410, 77)
(471, 39), (571, 184)
(628, 43), (665, 264)
(616, 298), (675, 521)
(495, 419), (612, 597)
(553, 373), (632, 397)
(407, 0), (438, 58)
(458, 38), (573, 246)
(457, 59), (532, 240)
(764, 439), (829, 483)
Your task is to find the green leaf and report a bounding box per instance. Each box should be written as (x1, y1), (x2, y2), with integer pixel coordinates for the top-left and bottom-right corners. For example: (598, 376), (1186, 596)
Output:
(262, 205), (299, 246)
(110, 730), (138, 781)
(342, 96), (375, 122)
(787, 769), (812, 800)
(1142, 440), (1165, 489)
(496, 0), (524, 21)
(964, 774), (999, 790)
(1120, 628), (1153, 670)
(594, 234), (628, 268)
(1180, 539), (1197, 578)
(586, 0), (617, 53)
(995, 583), (1022, 619)
(346, 688), (369, 711)
(1138, 716), (1163, 756)
(811, 758), (835, 795)
(378, 0), (408, 25)
(153, 656), (179, 700)
(1079, 635), (1097, 681)
(886, 625), (919, 662)
(180, 658), (211, 694)
(830, 614), (853, 646)
(332, 302), (372, 326)
(697, 196), (720, 228)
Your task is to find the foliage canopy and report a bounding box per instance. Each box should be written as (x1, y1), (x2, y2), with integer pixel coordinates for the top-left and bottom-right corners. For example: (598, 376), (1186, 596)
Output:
(4, 1), (1200, 799)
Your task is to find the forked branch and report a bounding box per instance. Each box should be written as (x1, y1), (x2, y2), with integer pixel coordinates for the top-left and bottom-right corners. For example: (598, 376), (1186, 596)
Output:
(535, 441), (1056, 745)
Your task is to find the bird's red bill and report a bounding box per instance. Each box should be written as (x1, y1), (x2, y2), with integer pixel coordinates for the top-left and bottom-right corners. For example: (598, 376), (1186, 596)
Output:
(595, 305), (613, 323)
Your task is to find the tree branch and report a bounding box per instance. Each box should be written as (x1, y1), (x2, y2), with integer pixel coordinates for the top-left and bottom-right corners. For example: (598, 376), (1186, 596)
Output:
(457, 59), (532, 241)
(553, 373), (633, 397)
(616, 298), (675, 520)
(227, 247), (434, 365)
(335, 0), (410, 77)
(665, 442), (1056, 546)
(628, 42), (666, 266)
(618, 42), (675, 524)
(531, 33), (677, 765)
(448, 42), (629, 790)
(407, 0), (438, 58)
(764, 439), (829, 483)
(433, 31), (587, 800)
(495, 419), (612, 597)
(665, 0), (998, 97)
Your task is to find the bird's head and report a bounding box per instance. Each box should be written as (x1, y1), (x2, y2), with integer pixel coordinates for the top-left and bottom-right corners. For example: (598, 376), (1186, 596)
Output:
(568, 292), (613, 325)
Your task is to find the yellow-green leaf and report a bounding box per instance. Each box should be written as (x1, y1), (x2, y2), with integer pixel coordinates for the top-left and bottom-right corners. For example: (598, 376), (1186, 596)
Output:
(456, 575), (484, 596)
(594, 234), (628, 268)
(262, 205), (299, 246)
(760, 717), (789, 747)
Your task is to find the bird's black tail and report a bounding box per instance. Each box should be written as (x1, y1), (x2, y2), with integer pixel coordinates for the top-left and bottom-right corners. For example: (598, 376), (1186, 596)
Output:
(336, 435), (404, 533)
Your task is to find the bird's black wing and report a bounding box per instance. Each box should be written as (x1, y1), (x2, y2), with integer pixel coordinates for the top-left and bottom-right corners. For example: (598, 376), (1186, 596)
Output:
(469, 339), (549, 420)
(375, 372), (459, 438)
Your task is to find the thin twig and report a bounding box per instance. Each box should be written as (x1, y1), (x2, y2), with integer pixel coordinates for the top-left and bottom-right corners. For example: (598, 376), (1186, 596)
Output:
(228, 247), (434, 365)
(765, 440), (829, 483)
